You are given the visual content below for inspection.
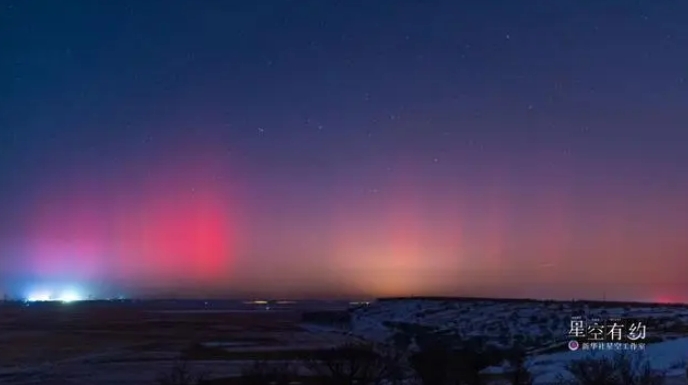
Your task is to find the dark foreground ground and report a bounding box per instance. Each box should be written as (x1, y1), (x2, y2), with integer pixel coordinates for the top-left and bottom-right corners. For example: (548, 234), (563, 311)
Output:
(1, 298), (687, 385)
(0, 300), (357, 385)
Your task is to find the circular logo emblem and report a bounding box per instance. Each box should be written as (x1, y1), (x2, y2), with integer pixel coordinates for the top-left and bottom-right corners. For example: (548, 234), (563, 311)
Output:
(568, 340), (580, 351)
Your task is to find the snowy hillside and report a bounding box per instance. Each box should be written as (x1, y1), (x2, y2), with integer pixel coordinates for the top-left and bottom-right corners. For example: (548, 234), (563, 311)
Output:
(350, 298), (688, 351)
(344, 298), (688, 384)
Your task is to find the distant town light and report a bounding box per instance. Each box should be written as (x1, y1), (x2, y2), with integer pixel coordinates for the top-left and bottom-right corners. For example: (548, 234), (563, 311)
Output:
(26, 292), (51, 302)
(25, 286), (90, 303)
(59, 290), (82, 303)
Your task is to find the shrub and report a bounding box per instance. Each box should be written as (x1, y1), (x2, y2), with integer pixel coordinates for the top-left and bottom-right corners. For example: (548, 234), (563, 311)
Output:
(238, 360), (299, 385)
(506, 351), (533, 385)
(559, 352), (665, 385)
(409, 344), (455, 385)
(155, 360), (206, 385)
(409, 342), (493, 385)
(374, 343), (411, 385)
(301, 342), (390, 385)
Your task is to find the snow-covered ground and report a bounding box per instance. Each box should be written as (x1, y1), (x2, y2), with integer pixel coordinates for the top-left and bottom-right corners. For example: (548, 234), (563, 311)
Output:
(349, 299), (688, 348)
(527, 337), (688, 384)
(344, 298), (688, 384)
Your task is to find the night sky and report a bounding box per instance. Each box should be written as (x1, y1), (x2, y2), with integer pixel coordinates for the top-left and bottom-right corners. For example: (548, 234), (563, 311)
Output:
(1, 1), (687, 301)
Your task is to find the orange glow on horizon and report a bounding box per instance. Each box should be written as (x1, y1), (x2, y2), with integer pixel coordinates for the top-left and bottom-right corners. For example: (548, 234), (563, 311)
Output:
(328, 165), (465, 297)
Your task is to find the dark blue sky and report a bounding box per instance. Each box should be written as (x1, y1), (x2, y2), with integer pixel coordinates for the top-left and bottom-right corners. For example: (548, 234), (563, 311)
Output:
(1, 1), (687, 300)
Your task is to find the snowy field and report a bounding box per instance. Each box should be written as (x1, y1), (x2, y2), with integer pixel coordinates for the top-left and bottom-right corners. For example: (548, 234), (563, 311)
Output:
(346, 298), (688, 384)
(526, 337), (688, 384)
